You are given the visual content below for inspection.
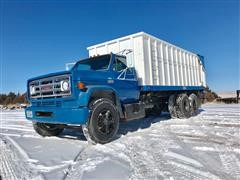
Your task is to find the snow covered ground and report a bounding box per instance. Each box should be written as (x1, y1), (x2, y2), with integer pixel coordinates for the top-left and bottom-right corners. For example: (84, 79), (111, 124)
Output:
(0, 103), (239, 180)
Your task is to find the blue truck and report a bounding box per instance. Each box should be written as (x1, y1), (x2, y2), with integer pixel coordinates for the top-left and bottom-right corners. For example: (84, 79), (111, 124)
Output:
(25, 32), (206, 144)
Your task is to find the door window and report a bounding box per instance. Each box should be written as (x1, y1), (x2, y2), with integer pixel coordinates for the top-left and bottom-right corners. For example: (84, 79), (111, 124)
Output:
(113, 56), (127, 72)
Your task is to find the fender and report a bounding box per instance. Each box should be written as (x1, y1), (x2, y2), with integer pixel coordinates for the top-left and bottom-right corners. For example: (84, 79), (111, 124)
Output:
(77, 85), (124, 118)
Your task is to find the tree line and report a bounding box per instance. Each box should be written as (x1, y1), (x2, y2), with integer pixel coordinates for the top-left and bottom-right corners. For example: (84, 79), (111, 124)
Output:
(0, 92), (28, 105)
(204, 87), (219, 102)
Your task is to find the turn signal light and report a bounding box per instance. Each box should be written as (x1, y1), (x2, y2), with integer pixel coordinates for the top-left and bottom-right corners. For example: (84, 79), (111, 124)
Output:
(77, 82), (86, 90)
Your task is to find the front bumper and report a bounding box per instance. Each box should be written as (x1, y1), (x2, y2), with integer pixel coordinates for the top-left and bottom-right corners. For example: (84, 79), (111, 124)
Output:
(25, 106), (89, 125)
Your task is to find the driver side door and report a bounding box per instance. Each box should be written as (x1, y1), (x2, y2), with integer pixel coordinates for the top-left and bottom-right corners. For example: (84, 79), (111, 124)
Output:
(111, 55), (139, 103)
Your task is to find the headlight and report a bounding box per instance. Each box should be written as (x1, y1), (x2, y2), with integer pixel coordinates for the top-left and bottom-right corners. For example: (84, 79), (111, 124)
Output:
(29, 85), (35, 95)
(60, 80), (70, 91)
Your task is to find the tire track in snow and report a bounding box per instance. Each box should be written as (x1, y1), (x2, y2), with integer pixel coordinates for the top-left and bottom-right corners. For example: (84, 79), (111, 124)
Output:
(122, 118), (170, 179)
(0, 141), (18, 180)
(216, 145), (240, 179)
(202, 119), (240, 178)
(62, 143), (92, 180)
(165, 118), (225, 179)
(1, 105), (239, 179)
(0, 137), (43, 180)
(170, 106), (240, 179)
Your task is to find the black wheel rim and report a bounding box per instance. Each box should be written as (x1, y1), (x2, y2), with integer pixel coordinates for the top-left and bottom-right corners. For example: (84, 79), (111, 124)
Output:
(184, 99), (190, 112)
(192, 100), (197, 111)
(97, 109), (115, 135)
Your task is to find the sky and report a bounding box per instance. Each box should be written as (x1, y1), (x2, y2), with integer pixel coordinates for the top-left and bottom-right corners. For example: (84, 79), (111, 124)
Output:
(1, 0), (239, 94)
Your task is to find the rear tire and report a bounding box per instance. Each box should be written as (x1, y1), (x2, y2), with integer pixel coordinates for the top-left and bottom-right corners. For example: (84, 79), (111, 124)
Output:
(33, 122), (64, 136)
(82, 98), (119, 144)
(175, 93), (191, 119)
(168, 94), (178, 118)
(189, 93), (200, 116)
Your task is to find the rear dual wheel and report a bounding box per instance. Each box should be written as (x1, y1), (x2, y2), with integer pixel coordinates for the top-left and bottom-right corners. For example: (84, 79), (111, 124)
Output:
(168, 94), (178, 118)
(168, 93), (200, 119)
(175, 93), (191, 119)
(189, 93), (200, 116)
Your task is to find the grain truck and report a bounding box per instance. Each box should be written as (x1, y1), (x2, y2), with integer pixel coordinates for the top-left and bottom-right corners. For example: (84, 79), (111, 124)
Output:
(25, 32), (206, 144)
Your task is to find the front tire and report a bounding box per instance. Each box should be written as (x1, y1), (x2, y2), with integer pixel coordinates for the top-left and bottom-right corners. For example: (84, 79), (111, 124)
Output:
(82, 98), (119, 144)
(33, 122), (64, 136)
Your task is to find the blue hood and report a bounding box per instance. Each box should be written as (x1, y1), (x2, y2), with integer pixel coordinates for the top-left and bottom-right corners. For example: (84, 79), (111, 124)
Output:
(28, 70), (71, 82)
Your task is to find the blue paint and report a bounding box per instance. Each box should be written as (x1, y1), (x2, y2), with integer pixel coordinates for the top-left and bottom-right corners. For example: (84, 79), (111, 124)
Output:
(25, 106), (89, 124)
(71, 53), (140, 104)
(27, 71), (71, 82)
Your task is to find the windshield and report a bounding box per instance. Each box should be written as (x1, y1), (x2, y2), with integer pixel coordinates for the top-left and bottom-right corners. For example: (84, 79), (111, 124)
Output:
(75, 55), (111, 71)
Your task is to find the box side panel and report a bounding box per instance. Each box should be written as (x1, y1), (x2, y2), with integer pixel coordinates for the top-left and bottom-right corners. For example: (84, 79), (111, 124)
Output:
(144, 38), (206, 87)
(133, 36), (145, 85)
(142, 35), (152, 85)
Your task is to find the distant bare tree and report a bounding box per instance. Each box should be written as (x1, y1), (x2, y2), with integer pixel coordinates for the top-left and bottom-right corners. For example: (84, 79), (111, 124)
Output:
(0, 92), (27, 105)
(204, 86), (219, 102)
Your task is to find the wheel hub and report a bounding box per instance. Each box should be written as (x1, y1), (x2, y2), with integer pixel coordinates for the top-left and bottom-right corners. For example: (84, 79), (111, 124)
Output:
(97, 110), (114, 134)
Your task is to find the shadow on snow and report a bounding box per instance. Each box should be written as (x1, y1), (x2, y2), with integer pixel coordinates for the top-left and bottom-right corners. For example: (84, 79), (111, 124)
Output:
(55, 109), (204, 142)
(57, 112), (173, 142)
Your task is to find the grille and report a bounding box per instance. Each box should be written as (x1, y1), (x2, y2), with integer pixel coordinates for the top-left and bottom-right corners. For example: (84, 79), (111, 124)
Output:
(29, 74), (71, 99)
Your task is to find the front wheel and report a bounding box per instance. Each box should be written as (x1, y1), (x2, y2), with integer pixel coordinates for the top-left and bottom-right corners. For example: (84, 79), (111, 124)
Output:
(82, 98), (119, 144)
(33, 122), (64, 136)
